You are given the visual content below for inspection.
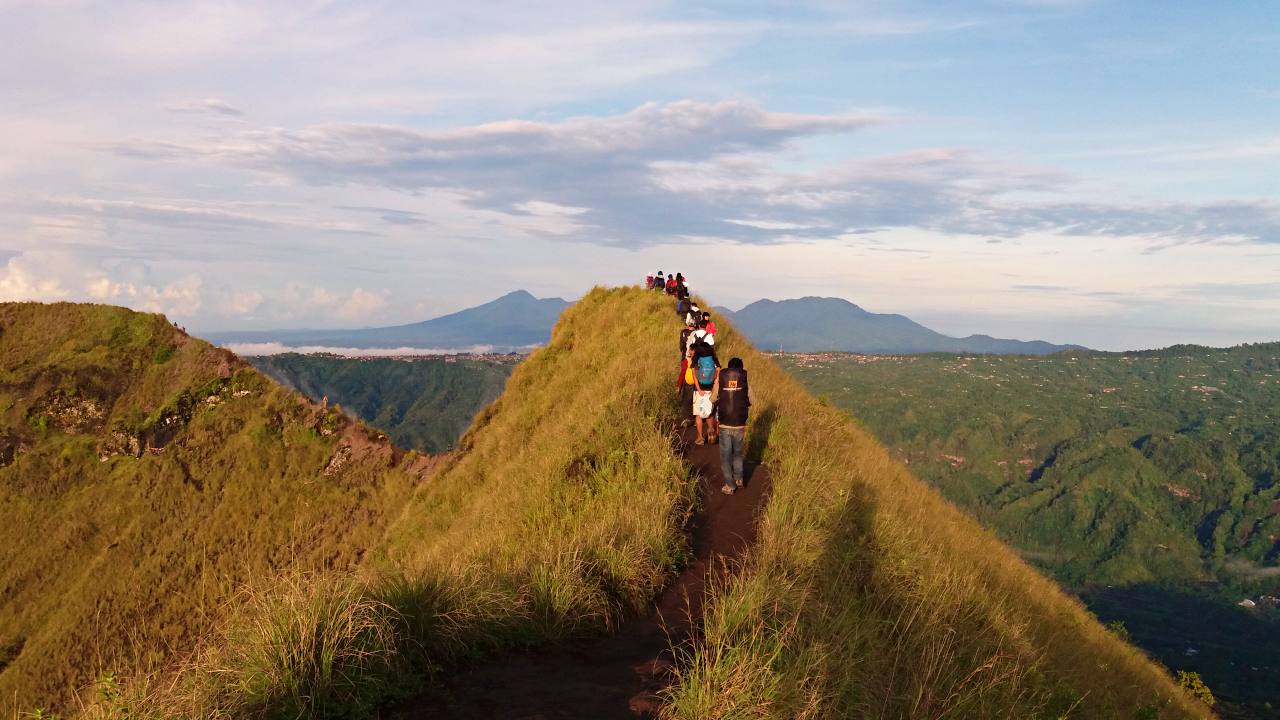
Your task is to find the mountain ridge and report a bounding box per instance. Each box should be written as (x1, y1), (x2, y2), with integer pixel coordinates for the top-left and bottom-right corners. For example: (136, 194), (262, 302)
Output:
(207, 289), (571, 350)
(722, 295), (1082, 354)
(207, 290), (1077, 356)
(5, 292), (1204, 718)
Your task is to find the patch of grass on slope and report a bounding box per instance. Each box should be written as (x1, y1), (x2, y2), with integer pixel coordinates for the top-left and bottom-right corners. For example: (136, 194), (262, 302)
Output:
(74, 287), (693, 718)
(0, 303), (423, 716)
(661, 310), (1210, 719)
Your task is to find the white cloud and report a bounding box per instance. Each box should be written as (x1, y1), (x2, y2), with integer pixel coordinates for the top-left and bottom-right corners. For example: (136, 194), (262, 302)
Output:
(0, 256), (67, 301)
(165, 98), (245, 117)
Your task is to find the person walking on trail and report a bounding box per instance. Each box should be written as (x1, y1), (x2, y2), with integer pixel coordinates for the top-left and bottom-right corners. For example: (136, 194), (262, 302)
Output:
(654, 271), (665, 291)
(685, 301), (701, 327)
(686, 316), (714, 352)
(676, 340), (695, 428)
(680, 318), (695, 358)
(675, 293), (691, 319)
(666, 275), (678, 295)
(713, 357), (753, 494)
(702, 311), (717, 337)
(689, 338), (720, 446)
(646, 273), (654, 289)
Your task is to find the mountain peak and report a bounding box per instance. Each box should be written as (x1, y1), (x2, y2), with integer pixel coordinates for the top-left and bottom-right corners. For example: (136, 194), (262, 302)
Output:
(496, 289), (537, 302)
(730, 295), (1079, 354)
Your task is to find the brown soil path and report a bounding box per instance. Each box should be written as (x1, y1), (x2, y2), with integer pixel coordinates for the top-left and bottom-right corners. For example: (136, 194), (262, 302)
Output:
(393, 424), (771, 719)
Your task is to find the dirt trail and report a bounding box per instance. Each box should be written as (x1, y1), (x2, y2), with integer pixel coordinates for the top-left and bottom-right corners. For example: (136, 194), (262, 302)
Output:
(395, 425), (771, 719)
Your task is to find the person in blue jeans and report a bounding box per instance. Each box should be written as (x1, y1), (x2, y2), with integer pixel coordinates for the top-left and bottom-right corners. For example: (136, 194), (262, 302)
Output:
(712, 357), (754, 495)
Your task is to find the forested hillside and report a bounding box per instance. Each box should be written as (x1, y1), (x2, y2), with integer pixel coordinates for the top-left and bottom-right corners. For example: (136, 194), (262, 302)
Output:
(780, 345), (1280, 717)
(249, 353), (515, 453)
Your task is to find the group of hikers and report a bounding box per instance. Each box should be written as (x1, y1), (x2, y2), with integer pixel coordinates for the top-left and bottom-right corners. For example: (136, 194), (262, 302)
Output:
(646, 270), (754, 496)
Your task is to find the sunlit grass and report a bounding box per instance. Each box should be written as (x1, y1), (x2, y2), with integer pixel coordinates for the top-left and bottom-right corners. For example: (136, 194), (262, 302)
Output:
(660, 304), (1212, 719)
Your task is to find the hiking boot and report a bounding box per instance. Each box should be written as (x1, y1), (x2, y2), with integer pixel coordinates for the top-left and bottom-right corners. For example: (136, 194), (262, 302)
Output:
(694, 437), (705, 446)
(735, 479), (744, 489)
(721, 485), (735, 495)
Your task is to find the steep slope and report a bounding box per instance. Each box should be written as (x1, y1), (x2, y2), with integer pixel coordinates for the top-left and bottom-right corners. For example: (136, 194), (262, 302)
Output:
(73, 288), (694, 718)
(662, 300), (1207, 719)
(208, 290), (570, 350)
(5, 291), (1206, 719)
(248, 353), (515, 452)
(779, 347), (1280, 716)
(726, 296), (1079, 354)
(0, 303), (431, 714)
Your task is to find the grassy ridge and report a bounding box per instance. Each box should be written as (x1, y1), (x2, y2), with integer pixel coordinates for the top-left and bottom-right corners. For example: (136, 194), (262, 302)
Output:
(663, 308), (1209, 718)
(379, 287), (693, 616)
(0, 303), (425, 714)
(71, 287), (695, 717)
(3, 292), (1211, 718)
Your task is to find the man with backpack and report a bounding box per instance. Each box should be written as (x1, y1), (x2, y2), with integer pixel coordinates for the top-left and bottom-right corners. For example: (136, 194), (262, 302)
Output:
(688, 338), (720, 446)
(686, 317), (714, 352)
(654, 271), (665, 291)
(676, 294), (691, 319)
(712, 357), (753, 494)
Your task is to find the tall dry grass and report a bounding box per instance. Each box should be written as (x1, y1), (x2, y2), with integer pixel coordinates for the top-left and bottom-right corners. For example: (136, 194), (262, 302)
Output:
(661, 301), (1212, 719)
(75, 287), (696, 718)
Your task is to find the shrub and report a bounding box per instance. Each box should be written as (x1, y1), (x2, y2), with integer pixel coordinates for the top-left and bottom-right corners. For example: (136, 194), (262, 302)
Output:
(1176, 670), (1214, 707)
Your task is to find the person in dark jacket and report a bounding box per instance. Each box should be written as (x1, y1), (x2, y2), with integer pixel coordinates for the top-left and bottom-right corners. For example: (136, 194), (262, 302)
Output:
(712, 357), (753, 494)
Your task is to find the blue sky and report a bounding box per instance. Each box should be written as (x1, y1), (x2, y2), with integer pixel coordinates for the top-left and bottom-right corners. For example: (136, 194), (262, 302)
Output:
(0, 0), (1277, 350)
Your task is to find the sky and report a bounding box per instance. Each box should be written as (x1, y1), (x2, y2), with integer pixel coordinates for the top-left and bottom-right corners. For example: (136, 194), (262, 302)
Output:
(1, 0), (1277, 350)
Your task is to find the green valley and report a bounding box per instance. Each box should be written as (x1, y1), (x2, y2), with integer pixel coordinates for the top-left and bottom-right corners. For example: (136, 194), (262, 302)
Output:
(248, 353), (515, 454)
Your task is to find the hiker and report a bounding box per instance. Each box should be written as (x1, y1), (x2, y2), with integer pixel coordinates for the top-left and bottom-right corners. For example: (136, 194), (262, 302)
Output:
(679, 318), (695, 359)
(685, 301), (702, 327)
(675, 272), (687, 296)
(665, 275), (677, 295)
(686, 316), (714, 351)
(688, 338), (720, 445)
(713, 357), (753, 494)
(676, 344), (695, 427)
(654, 271), (665, 291)
(646, 273), (654, 289)
(702, 311), (717, 337)
(675, 293), (691, 318)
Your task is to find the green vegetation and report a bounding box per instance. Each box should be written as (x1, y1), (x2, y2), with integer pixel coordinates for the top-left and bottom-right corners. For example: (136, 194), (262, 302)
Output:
(779, 347), (1280, 717)
(661, 319), (1206, 719)
(248, 353), (514, 453)
(2, 293), (1210, 718)
(777, 347), (1280, 587)
(2, 290), (693, 718)
(0, 302), (421, 714)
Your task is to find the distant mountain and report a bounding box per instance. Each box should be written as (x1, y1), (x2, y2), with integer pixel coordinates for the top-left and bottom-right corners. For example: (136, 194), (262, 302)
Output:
(722, 297), (1081, 354)
(207, 290), (570, 350)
